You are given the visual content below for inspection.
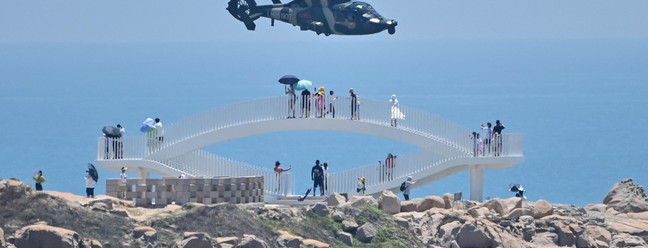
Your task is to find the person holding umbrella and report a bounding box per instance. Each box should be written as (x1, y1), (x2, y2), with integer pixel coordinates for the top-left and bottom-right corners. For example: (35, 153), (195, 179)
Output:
(279, 75), (299, 119)
(85, 163), (99, 198)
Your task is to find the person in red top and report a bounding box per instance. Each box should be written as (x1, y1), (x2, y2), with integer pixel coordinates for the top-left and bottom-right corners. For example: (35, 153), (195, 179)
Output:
(274, 161), (291, 193)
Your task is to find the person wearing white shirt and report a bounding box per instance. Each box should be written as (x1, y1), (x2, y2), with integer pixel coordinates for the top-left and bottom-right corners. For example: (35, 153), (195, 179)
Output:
(85, 172), (96, 198)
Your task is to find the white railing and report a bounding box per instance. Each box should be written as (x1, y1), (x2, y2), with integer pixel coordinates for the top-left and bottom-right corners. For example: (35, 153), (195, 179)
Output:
(163, 150), (294, 196)
(153, 96), (476, 155)
(96, 96), (523, 197)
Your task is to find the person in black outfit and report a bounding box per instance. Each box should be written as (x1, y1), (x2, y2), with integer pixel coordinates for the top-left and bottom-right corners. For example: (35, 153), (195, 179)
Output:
(349, 88), (358, 120)
(301, 89), (311, 118)
(311, 160), (325, 196)
(493, 120), (506, 156)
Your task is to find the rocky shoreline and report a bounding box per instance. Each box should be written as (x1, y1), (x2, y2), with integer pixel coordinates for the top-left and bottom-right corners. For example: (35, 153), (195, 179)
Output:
(1, 178), (647, 248)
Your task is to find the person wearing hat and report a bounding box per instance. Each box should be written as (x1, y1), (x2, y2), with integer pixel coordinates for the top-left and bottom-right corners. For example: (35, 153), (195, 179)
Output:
(402, 176), (416, 200)
(274, 161), (291, 193)
(119, 167), (128, 199)
(356, 177), (366, 194)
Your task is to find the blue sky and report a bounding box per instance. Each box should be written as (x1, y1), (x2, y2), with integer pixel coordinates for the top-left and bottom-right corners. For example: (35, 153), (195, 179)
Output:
(1, 0), (647, 43)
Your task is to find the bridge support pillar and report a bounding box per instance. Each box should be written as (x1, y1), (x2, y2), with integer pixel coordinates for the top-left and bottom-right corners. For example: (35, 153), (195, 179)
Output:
(137, 168), (149, 179)
(470, 166), (484, 202)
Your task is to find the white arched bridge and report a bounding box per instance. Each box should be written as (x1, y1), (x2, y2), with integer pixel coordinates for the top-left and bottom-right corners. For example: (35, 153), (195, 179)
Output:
(95, 96), (524, 201)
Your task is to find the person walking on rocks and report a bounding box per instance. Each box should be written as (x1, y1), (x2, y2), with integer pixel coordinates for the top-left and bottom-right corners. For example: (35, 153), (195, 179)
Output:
(402, 176), (416, 200)
(311, 160), (325, 196)
(33, 170), (45, 191)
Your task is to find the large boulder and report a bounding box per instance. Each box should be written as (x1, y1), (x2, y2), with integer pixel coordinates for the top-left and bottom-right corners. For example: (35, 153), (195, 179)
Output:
(610, 233), (648, 248)
(177, 232), (213, 248)
(309, 203), (329, 216)
(325, 193), (346, 206)
(336, 231), (353, 246)
(532, 200), (554, 219)
(377, 190), (400, 214)
(0, 179), (32, 200)
(237, 234), (268, 248)
(483, 199), (508, 216)
(603, 178), (648, 213)
(132, 226), (157, 247)
(341, 220), (358, 232)
(13, 224), (80, 248)
(355, 223), (377, 243)
(400, 200), (417, 212)
(455, 223), (492, 248)
(417, 196), (445, 212)
(577, 225), (611, 248)
(442, 193), (454, 209)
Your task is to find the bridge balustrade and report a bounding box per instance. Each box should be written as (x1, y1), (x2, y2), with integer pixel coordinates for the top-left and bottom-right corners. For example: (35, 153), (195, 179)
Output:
(96, 96), (523, 198)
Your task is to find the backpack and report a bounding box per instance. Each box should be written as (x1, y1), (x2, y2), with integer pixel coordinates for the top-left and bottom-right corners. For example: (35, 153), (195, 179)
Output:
(399, 181), (406, 192)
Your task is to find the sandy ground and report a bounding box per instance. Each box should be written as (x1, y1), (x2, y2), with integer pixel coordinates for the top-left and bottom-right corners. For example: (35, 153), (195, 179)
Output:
(42, 190), (183, 222)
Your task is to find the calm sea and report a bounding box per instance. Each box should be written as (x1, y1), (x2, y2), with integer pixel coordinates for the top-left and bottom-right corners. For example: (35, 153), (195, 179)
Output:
(1, 40), (646, 206)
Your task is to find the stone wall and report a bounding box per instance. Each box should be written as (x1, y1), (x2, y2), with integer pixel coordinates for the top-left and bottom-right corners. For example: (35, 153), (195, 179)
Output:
(106, 176), (264, 207)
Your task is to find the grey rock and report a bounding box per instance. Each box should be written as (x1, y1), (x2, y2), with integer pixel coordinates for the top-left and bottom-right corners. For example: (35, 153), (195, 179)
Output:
(342, 220), (358, 232)
(336, 231), (353, 246)
(438, 221), (461, 241)
(108, 208), (129, 217)
(309, 203), (329, 217)
(611, 233), (648, 248)
(393, 216), (409, 229)
(455, 223), (492, 248)
(603, 178), (648, 213)
(13, 224), (80, 248)
(400, 200), (418, 212)
(532, 232), (558, 246)
(355, 223), (377, 243)
(325, 193), (346, 207)
(237, 235), (268, 248)
(331, 211), (345, 222)
(177, 232), (212, 248)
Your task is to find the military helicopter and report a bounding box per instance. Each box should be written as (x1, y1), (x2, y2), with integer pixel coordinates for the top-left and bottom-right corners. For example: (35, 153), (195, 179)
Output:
(227, 0), (397, 36)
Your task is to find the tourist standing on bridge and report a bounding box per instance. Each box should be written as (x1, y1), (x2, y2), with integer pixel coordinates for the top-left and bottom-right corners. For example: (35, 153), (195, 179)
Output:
(385, 153), (396, 181)
(301, 88), (311, 118)
(33, 170), (45, 191)
(274, 161), (291, 193)
(402, 176), (416, 200)
(480, 122), (493, 155)
(311, 160), (325, 196)
(493, 120), (505, 156)
(322, 162), (329, 194)
(349, 88), (358, 120)
(315, 87), (326, 118)
(389, 95), (404, 127)
(285, 84), (296, 118)
(326, 90), (336, 118)
(154, 118), (164, 148)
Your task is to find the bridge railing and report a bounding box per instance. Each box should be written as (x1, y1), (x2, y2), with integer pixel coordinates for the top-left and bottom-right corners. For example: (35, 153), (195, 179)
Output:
(158, 96), (475, 154)
(165, 150), (294, 196)
(328, 133), (524, 195)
